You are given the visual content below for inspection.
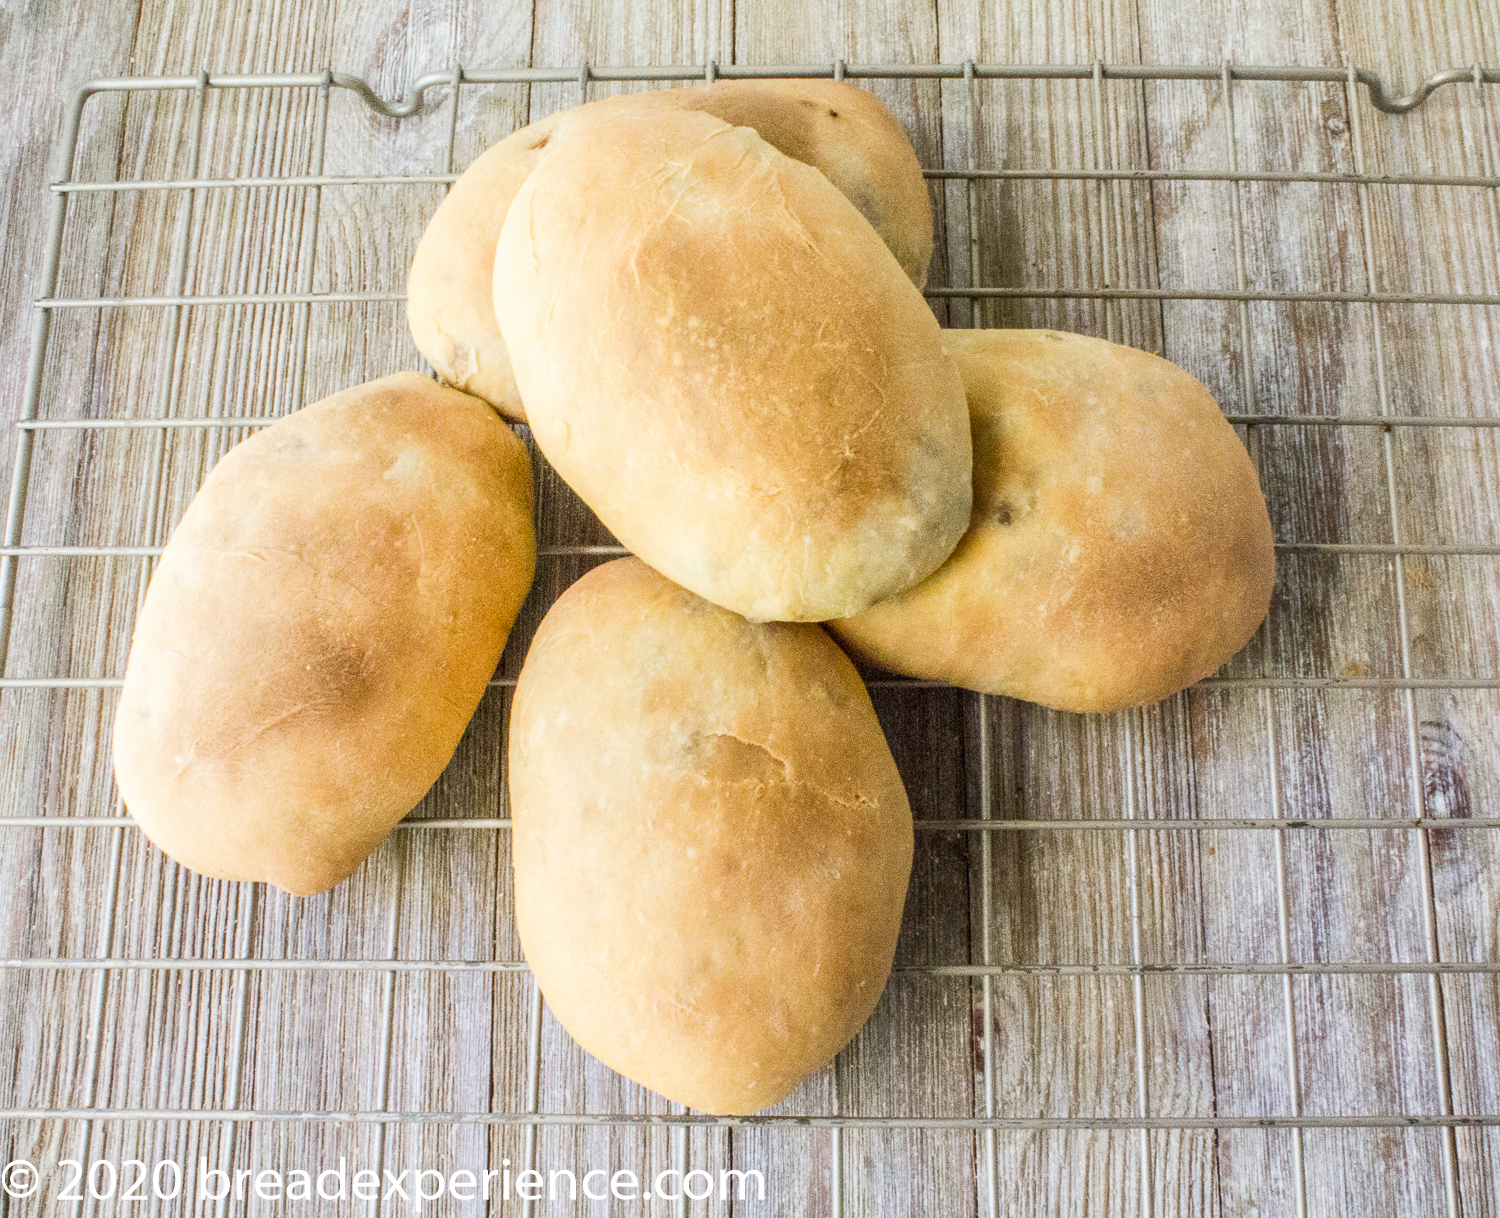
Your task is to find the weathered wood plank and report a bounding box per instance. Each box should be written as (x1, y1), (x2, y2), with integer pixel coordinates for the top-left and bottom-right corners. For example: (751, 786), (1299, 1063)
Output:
(0, 2), (177, 1202)
(0, 2), (536, 1213)
(931, 4), (1223, 1215)
(1333, 6), (1500, 1215)
(1134, 3), (1496, 1215)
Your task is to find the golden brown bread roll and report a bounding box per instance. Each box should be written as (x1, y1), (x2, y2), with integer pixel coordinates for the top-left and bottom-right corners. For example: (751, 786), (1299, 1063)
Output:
(406, 79), (933, 420)
(494, 107), (972, 623)
(828, 330), (1276, 711)
(510, 558), (913, 1114)
(112, 373), (536, 896)
(685, 79), (933, 286)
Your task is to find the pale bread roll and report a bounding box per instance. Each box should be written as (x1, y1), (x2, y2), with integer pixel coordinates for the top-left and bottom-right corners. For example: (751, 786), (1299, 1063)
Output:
(494, 107), (972, 623)
(829, 330), (1275, 712)
(112, 373), (536, 896)
(406, 79), (933, 420)
(510, 558), (913, 1114)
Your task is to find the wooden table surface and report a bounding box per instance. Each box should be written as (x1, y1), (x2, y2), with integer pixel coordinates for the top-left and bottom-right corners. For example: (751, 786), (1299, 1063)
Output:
(2, 2), (1498, 1215)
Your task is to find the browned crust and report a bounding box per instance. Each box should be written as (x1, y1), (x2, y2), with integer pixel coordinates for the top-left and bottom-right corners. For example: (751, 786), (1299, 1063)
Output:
(828, 330), (1277, 712)
(112, 373), (537, 895)
(494, 107), (971, 622)
(510, 558), (913, 1113)
(406, 79), (932, 420)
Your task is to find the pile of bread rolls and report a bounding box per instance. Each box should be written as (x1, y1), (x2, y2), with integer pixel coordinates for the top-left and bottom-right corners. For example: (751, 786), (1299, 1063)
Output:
(113, 80), (1274, 1116)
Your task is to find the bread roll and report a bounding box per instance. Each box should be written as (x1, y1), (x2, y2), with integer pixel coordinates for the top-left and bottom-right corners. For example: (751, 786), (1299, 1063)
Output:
(494, 107), (972, 622)
(829, 330), (1275, 712)
(510, 558), (913, 1114)
(112, 373), (536, 896)
(406, 79), (932, 420)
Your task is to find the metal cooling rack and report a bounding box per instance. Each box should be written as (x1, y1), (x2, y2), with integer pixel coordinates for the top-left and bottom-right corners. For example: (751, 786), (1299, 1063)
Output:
(2, 59), (1500, 1217)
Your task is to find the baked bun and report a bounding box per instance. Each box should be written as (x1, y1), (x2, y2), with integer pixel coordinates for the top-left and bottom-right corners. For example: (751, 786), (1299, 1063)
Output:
(112, 373), (536, 896)
(494, 107), (971, 622)
(510, 558), (913, 1114)
(828, 330), (1275, 712)
(681, 79), (933, 287)
(406, 79), (932, 420)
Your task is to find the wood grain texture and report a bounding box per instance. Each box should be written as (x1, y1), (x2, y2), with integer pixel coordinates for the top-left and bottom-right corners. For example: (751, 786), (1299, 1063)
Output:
(1334, 7), (1500, 1214)
(0, 1), (1496, 1215)
(0, 2), (540, 1211)
(1133, 3), (1494, 1215)
(931, 4), (1198, 1214)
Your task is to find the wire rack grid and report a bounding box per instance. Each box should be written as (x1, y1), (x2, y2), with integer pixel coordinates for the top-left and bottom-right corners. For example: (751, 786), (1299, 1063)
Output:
(2, 58), (1500, 1216)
